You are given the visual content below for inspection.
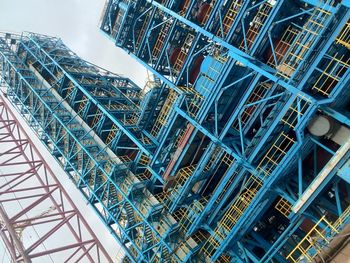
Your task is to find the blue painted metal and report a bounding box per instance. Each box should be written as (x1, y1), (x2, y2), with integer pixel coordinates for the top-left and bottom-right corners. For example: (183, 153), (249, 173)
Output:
(1, 0), (350, 262)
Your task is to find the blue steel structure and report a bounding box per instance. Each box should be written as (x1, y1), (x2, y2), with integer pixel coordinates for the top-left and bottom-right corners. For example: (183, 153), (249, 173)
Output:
(0, 0), (350, 262)
(98, 0), (350, 262)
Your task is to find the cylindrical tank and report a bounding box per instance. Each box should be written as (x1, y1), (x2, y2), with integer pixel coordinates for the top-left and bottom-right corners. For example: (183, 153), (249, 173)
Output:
(196, 3), (210, 24)
(200, 55), (214, 73)
(307, 115), (334, 137)
(265, 39), (290, 64)
(169, 47), (181, 65)
(179, 0), (190, 11)
(189, 55), (204, 83)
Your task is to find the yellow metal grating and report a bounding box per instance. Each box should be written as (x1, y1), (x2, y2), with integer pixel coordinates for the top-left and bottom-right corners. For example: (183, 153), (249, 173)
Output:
(173, 34), (195, 73)
(204, 147), (223, 172)
(104, 160), (115, 175)
(275, 197), (292, 217)
(281, 95), (311, 128)
(140, 135), (152, 145)
(64, 84), (75, 101)
(135, 13), (150, 50)
(118, 155), (133, 164)
(150, 90), (178, 137)
(138, 153), (150, 166)
(311, 53), (350, 97)
(91, 109), (102, 128)
(179, 0), (191, 15)
(257, 132), (295, 177)
(154, 191), (170, 203)
(177, 197), (208, 230)
(201, 0), (216, 26)
(277, 7), (331, 79)
(135, 168), (152, 181)
(174, 127), (186, 148)
(336, 20), (350, 49)
(152, 20), (171, 59)
(267, 26), (300, 68)
(192, 230), (207, 244)
(218, 0), (242, 37)
(201, 173), (262, 258)
(239, 2), (273, 50)
(78, 96), (88, 113)
(333, 205), (350, 229)
(174, 165), (196, 187)
(172, 207), (187, 222)
(217, 255), (231, 263)
(286, 216), (338, 262)
(105, 124), (119, 144)
(201, 234), (221, 258)
(121, 114), (138, 126)
(188, 92), (204, 118)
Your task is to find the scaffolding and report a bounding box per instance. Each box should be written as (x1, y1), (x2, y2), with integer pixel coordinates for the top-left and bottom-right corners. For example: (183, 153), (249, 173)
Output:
(281, 95), (311, 129)
(201, 173), (263, 257)
(311, 53), (350, 97)
(267, 26), (300, 68)
(136, 13), (151, 50)
(275, 197), (292, 218)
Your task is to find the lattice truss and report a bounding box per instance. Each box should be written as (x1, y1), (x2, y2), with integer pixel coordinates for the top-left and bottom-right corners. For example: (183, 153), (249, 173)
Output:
(0, 95), (111, 263)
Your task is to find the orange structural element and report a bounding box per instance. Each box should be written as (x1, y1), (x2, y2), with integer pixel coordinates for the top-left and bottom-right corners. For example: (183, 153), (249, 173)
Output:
(196, 3), (211, 25)
(180, 0), (191, 13)
(265, 39), (292, 66)
(163, 124), (195, 182)
(189, 55), (204, 84)
(169, 47), (181, 65)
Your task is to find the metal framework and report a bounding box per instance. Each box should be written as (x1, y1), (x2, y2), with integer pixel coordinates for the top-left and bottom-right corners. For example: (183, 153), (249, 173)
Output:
(98, 0), (350, 262)
(0, 93), (112, 262)
(0, 0), (349, 262)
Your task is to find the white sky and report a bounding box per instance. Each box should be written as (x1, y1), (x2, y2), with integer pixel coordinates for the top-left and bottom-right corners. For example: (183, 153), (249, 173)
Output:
(0, 0), (149, 261)
(0, 0), (148, 87)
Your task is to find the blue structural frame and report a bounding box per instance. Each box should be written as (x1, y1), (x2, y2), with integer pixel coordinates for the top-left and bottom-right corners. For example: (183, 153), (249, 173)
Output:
(0, 0), (350, 262)
(98, 0), (350, 262)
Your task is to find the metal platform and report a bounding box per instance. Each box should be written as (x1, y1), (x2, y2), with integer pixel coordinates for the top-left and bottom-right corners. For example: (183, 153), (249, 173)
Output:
(0, 0), (349, 261)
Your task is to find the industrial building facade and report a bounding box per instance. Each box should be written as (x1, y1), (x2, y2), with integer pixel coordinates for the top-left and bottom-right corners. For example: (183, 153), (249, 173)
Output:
(0, 0), (349, 262)
(98, 0), (350, 262)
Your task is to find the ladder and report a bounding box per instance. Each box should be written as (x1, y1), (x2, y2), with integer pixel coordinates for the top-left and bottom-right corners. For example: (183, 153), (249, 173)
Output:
(239, 2), (273, 50)
(218, 0), (242, 37)
(136, 13), (150, 50)
(152, 20), (171, 59)
(173, 34), (195, 73)
(277, 5), (332, 79)
(150, 90), (178, 137)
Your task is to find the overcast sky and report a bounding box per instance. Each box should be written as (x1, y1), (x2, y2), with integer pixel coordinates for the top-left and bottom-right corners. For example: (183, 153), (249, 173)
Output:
(0, 0), (148, 87)
(0, 0), (149, 261)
